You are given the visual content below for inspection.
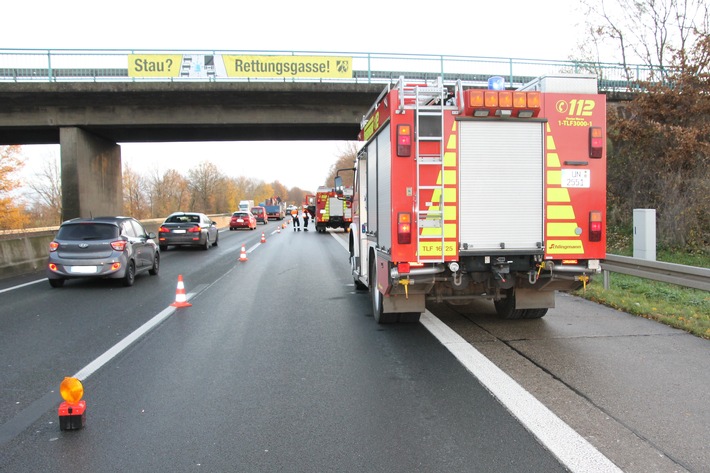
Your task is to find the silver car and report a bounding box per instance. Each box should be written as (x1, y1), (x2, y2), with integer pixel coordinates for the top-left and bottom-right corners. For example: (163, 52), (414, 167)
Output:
(46, 216), (160, 288)
(158, 212), (219, 251)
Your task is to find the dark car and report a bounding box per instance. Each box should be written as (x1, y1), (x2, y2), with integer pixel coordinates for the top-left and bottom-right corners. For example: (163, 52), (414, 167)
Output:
(251, 206), (268, 225)
(230, 211), (257, 230)
(46, 216), (160, 288)
(158, 212), (219, 251)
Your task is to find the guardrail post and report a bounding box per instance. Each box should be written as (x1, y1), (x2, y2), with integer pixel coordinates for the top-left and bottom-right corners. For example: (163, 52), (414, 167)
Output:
(603, 269), (610, 290)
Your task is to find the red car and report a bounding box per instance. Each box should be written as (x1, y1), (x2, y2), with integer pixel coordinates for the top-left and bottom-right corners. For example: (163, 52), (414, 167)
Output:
(230, 211), (257, 230)
(251, 206), (268, 225)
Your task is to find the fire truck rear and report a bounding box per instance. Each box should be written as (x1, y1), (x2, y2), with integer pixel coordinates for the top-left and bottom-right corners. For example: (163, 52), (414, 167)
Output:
(345, 75), (606, 323)
(316, 186), (352, 233)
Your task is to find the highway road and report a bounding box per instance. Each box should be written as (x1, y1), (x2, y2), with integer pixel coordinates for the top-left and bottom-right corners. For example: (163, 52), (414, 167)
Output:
(0, 220), (707, 472)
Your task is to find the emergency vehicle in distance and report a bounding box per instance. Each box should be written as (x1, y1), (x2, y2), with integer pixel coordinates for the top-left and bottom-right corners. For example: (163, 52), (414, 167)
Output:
(315, 186), (352, 233)
(341, 74), (606, 323)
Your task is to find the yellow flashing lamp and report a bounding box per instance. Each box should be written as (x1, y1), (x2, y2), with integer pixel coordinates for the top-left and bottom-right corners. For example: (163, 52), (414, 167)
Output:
(464, 89), (540, 118)
(60, 377), (84, 404)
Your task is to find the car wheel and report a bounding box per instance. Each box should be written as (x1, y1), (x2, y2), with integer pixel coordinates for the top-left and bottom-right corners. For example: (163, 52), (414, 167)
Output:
(122, 260), (136, 287)
(203, 235), (210, 251)
(213, 233), (219, 247)
(149, 253), (160, 276)
(48, 278), (65, 288)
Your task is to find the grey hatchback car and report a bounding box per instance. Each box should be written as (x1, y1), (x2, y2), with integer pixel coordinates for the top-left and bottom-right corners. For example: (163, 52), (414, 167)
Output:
(47, 216), (160, 288)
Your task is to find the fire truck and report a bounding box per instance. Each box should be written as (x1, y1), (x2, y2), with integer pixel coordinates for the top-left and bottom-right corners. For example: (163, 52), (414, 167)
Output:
(343, 74), (606, 323)
(315, 186), (353, 233)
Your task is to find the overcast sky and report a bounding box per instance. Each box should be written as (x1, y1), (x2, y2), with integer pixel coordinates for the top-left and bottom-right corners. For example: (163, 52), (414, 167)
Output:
(5, 0), (585, 193)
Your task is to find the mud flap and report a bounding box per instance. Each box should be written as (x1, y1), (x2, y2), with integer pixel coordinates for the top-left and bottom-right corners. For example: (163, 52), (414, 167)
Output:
(515, 288), (555, 309)
(383, 293), (426, 313)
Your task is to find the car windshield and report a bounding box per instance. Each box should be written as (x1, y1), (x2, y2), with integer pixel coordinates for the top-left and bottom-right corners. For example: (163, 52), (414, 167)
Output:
(57, 223), (119, 240)
(166, 214), (200, 223)
(234, 213), (248, 218)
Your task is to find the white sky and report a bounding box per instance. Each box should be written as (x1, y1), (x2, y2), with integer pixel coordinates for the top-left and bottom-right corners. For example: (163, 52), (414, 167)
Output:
(5, 0), (586, 193)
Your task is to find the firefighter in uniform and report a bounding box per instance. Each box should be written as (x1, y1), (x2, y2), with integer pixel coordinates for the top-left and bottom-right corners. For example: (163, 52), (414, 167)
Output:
(302, 206), (310, 231)
(291, 207), (300, 231)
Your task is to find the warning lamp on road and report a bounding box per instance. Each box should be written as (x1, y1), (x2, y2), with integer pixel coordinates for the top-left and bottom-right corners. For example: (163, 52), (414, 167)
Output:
(58, 376), (86, 431)
(589, 211), (603, 242)
(397, 124), (412, 157)
(589, 126), (604, 158)
(397, 212), (412, 244)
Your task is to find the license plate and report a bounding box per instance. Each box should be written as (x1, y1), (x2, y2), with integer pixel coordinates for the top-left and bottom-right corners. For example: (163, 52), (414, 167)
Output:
(561, 169), (590, 188)
(237, 219), (244, 223)
(173, 229), (186, 233)
(69, 266), (98, 274)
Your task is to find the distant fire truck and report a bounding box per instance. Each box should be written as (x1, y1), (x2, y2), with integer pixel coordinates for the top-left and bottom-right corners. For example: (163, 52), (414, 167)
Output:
(315, 186), (352, 233)
(342, 74), (606, 323)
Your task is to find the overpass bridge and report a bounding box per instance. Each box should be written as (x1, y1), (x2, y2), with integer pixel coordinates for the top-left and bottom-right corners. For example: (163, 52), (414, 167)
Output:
(0, 49), (653, 220)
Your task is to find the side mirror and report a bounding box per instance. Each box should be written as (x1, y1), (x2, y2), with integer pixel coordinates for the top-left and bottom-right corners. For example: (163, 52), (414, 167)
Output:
(148, 232), (157, 240)
(334, 176), (343, 197)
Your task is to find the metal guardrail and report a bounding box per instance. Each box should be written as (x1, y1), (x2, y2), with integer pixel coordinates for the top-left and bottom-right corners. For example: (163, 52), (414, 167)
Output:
(602, 254), (710, 291)
(0, 49), (664, 92)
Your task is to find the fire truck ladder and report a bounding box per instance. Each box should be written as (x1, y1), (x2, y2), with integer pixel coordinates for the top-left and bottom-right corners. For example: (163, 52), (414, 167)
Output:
(397, 77), (448, 263)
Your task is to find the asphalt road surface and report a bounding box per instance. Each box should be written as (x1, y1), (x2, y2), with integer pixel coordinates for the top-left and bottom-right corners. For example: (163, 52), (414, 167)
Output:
(0, 220), (707, 472)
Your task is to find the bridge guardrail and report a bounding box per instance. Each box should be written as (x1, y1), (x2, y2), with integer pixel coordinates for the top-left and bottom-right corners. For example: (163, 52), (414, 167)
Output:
(602, 254), (710, 292)
(0, 49), (663, 92)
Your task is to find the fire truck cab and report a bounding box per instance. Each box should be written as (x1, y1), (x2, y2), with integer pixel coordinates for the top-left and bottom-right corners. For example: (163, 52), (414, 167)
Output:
(346, 74), (606, 323)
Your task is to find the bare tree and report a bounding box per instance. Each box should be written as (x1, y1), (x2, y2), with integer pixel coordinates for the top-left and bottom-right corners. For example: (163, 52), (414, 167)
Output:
(187, 161), (223, 213)
(324, 143), (358, 189)
(27, 156), (62, 225)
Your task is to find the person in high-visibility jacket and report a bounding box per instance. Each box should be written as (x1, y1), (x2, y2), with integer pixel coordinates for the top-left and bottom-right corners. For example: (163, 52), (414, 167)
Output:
(302, 206), (310, 231)
(291, 207), (300, 231)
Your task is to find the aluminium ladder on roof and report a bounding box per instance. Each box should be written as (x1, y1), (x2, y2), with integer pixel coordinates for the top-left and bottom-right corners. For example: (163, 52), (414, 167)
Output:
(396, 77), (448, 263)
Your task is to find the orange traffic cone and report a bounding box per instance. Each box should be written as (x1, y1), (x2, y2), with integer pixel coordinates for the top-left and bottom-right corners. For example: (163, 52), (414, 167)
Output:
(277, 225), (281, 234)
(171, 275), (192, 308)
(239, 245), (248, 262)
(261, 232), (266, 243)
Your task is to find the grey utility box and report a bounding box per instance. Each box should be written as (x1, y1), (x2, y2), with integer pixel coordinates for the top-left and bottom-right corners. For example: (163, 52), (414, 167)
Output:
(633, 209), (656, 261)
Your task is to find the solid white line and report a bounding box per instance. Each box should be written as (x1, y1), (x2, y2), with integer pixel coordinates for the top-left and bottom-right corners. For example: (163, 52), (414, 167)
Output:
(72, 292), (196, 381)
(0, 278), (45, 294)
(420, 311), (622, 473)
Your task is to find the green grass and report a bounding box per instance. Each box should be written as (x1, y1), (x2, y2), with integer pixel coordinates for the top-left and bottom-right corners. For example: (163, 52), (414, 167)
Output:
(574, 228), (710, 339)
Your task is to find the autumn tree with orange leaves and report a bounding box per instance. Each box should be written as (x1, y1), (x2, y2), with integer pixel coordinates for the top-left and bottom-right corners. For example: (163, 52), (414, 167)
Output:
(0, 145), (30, 230)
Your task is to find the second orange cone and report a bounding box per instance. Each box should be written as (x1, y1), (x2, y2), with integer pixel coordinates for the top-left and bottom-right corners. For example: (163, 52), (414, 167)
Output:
(171, 274), (192, 308)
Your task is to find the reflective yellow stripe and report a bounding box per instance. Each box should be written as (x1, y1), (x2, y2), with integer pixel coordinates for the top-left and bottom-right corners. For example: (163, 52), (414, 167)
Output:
(546, 240), (585, 254)
(547, 170), (561, 185)
(547, 152), (561, 168)
(547, 188), (571, 202)
(547, 223), (580, 237)
(547, 205), (576, 220)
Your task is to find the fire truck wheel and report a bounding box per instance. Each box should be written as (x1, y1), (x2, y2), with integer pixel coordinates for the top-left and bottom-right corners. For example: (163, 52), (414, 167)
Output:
(493, 290), (525, 319)
(370, 261), (397, 324)
(522, 308), (548, 319)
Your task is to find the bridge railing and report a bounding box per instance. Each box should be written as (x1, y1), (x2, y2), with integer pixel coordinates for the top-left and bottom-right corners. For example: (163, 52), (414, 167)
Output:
(0, 49), (664, 92)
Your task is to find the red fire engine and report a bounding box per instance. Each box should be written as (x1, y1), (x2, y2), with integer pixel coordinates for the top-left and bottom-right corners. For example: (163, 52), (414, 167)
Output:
(342, 74), (606, 323)
(315, 186), (352, 233)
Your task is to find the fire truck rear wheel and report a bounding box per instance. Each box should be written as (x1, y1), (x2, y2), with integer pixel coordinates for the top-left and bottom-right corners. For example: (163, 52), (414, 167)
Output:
(493, 290), (525, 319)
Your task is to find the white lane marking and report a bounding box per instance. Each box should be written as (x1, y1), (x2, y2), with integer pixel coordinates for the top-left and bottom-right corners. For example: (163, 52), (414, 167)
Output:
(420, 311), (621, 473)
(330, 230), (620, 472)
(0, 278), (46, 294)
(73, 289), (201, 381)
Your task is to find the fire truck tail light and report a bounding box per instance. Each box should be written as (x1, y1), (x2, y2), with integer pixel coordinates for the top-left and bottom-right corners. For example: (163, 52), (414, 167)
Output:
(590, 127), (604, 158)
(589, 211), (603, 242)
(397, 124), (411, 157)
(397, 212), (412, 244)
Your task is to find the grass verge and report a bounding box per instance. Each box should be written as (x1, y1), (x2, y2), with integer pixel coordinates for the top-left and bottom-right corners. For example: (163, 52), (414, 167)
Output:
(573, 234), (709, 339)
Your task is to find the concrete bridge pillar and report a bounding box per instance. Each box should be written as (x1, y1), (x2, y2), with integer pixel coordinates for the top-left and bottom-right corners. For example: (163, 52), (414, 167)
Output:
(60, 127), (122, 220)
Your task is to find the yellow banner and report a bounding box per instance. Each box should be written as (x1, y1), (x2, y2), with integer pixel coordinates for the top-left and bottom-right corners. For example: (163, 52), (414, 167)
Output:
(223, 55), (352, 78)
(128, 55), (182, 77)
